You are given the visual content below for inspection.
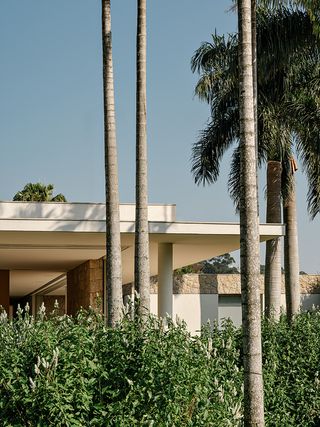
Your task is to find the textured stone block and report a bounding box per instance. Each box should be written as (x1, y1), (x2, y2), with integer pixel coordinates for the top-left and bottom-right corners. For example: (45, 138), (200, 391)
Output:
(67, 259), (104, 315)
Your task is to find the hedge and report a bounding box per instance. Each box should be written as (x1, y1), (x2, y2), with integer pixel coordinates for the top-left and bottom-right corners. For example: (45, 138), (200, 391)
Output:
(0, 304), (320, 426)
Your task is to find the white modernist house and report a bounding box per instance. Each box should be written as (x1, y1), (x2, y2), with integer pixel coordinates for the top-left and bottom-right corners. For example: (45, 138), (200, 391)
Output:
(0, 201), (285, 331)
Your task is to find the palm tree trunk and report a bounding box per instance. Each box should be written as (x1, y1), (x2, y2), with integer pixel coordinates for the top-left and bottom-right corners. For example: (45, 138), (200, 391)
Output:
(251, 0), (259, 214)
(135, 0), (150, 316)
(264, 160), (282, 319)
(283, 176), (300, 321)
(238, 1), (265, 425)
(102, 0), (123, 326)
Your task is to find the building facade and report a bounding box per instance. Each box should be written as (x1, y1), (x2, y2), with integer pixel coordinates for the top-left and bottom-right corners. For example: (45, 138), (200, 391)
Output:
(0, 201), (299, 331)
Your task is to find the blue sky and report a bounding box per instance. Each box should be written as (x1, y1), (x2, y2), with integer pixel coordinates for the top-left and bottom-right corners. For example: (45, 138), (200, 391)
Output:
(0, 1), (318, 272)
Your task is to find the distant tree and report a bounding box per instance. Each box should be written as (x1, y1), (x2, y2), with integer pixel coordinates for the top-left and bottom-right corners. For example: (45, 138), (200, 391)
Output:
(175, 253), (239, 275)
(174, 265), (197, 276)
(13, 183), (66, 202)
(299, 271), (307, 275)
(202, 253), (239, 274)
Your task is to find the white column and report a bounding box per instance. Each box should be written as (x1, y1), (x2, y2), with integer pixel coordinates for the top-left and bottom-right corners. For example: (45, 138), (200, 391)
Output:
(158, 243), (173, 318)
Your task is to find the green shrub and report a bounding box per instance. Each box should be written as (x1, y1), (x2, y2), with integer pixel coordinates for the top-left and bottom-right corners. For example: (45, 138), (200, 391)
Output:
(262, 312), (320, 426)
(0, 305), (320, 426)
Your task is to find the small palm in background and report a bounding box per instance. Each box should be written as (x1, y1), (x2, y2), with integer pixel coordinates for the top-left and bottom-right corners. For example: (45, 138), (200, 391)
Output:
(13, 183), (67, 202)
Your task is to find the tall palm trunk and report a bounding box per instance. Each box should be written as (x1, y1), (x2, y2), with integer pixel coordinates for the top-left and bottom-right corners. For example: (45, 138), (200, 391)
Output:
(102, 0), (123, 326)
(283, 171), (300, 321)
(238, 1), (265, 425)
(135, 0), (150, 316)
(251, 0), (259, 213)
(264, 160), (282, 319)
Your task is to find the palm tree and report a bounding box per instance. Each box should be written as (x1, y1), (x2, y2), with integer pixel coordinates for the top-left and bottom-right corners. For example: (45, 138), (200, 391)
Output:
(259, 0), (320, 34)
(237, 1), (265, 424)
(287, 68), (320, 220)
(300, 0), (320, 34)
(284, 65), (320, 318)
(102, 0), (123, 327)
(191, 7), (320, 320)
(13, 183), (67, 202)
(252, 0), (259, 202)
(264, 160), (282, 318)
(135, 0), (150, 317)
(283, 165), (300, 319)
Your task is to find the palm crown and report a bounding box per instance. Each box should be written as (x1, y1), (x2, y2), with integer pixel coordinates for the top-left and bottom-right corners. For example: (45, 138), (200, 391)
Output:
(191, 6), (320, 218)
(13, 183), (67, 202)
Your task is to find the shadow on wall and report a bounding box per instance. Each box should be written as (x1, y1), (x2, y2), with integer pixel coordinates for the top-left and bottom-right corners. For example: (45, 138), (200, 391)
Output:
(301, 294), (320, 311)
(199, 274), (219, 327)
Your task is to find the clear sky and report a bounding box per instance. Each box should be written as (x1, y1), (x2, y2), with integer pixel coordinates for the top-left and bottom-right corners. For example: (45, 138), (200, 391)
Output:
(0, 1), (318, 272)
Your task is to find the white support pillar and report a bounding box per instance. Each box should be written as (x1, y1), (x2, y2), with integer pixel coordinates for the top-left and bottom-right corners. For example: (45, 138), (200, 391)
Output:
(158, 243), (173, 318)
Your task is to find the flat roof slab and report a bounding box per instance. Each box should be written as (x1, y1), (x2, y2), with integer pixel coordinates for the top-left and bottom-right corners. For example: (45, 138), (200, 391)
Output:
(0, 202), (285, 297)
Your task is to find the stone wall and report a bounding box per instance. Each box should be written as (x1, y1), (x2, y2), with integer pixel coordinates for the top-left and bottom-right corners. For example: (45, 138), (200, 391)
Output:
(66, 269), (320, 316)
(67, 259), (103, 315)
(0, 270), (9, 313)
(123, 274), (320, 296)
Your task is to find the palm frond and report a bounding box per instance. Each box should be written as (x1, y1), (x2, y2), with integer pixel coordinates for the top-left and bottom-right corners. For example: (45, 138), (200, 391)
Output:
(191, 108), (239, 185)
(228, 145), (241, 212)
(191, 5), (320, 215)
(295, 128), (320, 218)
(284, 60), (320, 217)
(258, 0), (320, 36)
(51, 193), (67, 202)
(257, 7), (319, 83)
(192, 33), (238, 107)
(306, 158), (320, 220)
(191, 34), (238, 75)
(258, 0), (295, 9)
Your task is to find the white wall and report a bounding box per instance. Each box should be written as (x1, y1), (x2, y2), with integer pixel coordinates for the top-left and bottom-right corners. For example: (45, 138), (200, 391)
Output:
(0, 201), (176, 222)
(150, 293), (320, 334)
(218, 295), (242, 328)
(301, 294), (320, 310)
(280, 294), (320, 312)
(150, 294), (218, 334)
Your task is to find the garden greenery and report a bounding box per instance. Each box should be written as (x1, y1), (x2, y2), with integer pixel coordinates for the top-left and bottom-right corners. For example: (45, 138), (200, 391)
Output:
(0, 304), (320, 426)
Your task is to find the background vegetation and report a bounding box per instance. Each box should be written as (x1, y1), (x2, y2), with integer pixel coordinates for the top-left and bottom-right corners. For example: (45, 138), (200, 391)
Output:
(0, 306), (320, 426)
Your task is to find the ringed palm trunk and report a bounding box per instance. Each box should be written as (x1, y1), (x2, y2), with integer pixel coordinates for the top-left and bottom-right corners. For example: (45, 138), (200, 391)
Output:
(135, 0), (150, 316)
(283, 175), (300, 321)
(264, 161), (282, 320)
(102, 0), (123, 326)
(238, 1), (265, 425)
(251, 0), (259, 213)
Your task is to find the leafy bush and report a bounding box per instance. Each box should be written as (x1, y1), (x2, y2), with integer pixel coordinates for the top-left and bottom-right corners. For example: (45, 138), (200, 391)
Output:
(262, 312), (320, 426)
(0, 304), (320, 426)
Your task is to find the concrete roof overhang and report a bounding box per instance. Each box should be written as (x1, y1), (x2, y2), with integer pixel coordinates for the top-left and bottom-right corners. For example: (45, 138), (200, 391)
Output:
(0, 202), (285, 297)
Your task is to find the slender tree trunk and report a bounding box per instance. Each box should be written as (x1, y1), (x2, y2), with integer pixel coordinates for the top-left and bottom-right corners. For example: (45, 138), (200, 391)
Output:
(238, 1), (265, 425)
(251, 0), (259, 213)
(135, 0), (150, 316)
(283, 176), (300, 321)
(102, 0), (123, 326)
(264, 161), (282, 320)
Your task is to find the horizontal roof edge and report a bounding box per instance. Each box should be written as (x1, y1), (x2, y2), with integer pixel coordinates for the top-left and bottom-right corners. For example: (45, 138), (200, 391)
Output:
(0, 202), (176, 222)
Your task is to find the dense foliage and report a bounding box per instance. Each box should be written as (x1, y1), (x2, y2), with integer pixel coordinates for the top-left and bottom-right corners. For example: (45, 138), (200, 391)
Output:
(175, 252), (239, 275)
(0, 305), (320, 426)
(13, 183), (67, 202)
